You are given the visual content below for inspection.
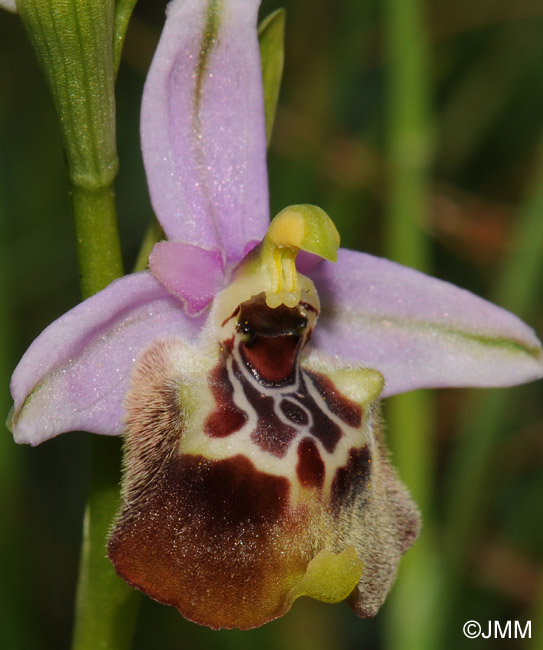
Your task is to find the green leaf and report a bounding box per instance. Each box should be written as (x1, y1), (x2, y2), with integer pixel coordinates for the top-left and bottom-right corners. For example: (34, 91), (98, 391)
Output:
(113, 0), (138, 74)
(14, 5), (132, 649)
(17, 0), (118, 190)
(17, 0), (124, 296)
(258, 8), (285, 146)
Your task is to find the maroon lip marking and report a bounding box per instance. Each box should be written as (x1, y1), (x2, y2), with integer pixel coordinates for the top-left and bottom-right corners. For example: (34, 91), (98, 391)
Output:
(221, 335), (235, 353)
(209, 296), (349, 458)
(233, 360), (297, 457)
(204, 363), (248, 438)
(231, 359), (343, 457)
(280, 399), (309, 426)
(296, 437), (325, 489)
(307, 371), (362, 429)
(237, 300), (308, 387)
(330, 445), (372, 512)
(291, 373), (342, 453)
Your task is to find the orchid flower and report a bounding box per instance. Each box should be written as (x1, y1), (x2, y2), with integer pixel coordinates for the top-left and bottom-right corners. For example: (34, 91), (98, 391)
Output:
(8, 0), (543, 632)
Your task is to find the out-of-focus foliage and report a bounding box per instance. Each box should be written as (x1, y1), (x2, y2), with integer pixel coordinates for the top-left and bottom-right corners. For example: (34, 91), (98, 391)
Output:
(1, 1), (541, 649)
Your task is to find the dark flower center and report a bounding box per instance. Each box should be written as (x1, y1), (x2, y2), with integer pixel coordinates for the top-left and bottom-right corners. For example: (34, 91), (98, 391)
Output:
(237, 297), (310, 387)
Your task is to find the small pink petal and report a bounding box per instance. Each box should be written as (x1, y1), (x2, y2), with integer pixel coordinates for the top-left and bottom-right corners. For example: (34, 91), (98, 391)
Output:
(10, 273), (203, 445)
(310, 249), (543, 396)
(149, 241), (225, 315)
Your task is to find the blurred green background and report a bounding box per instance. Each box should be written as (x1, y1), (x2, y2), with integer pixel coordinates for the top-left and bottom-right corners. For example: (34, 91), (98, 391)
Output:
(0, 0), (542, 648)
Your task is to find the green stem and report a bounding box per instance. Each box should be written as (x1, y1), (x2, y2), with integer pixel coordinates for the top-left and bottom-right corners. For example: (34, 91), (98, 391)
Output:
(72, 438), (140, 650)
(381, 1), (439, 649)
(16, 1), (142, 647)
(72, 185), (124, 298)
(70, 185), (141, 650)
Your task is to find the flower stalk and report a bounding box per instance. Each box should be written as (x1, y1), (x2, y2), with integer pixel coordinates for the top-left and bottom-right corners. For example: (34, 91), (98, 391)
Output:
(382, 0), (440, 648)
(72, 437), (140, 650)
(72, 186), (123, 299)
(15, 1), (139, 647)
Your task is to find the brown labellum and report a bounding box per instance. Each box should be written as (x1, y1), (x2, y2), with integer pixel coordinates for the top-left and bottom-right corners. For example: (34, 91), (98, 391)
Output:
(108, 298), (419, 629)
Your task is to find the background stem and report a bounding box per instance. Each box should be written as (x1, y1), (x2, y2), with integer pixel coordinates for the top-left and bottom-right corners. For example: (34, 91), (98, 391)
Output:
(72, 186), (124, 298)
(15, 1), (142, 648)
(381, 1), (440, 649)
(72, 437), (140, 650)
(70, 182), (141, 650)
